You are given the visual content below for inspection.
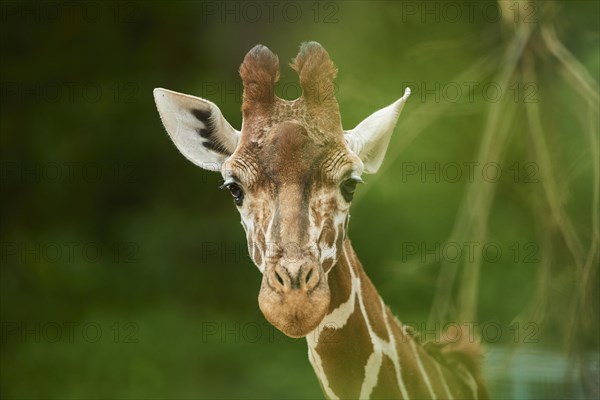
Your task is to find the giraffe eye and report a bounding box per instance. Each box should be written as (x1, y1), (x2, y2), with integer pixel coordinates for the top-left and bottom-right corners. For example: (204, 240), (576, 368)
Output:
(340, 178), (360, 202)
(222, 182), (244, 206)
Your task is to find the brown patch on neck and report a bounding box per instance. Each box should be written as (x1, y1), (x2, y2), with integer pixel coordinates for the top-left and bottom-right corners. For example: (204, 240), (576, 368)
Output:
(332, 240), (390, 341)
(386, 312), (433, 398)
(312, 240), (392, 397)
(350, 252), (390, 342)
(325, 240), (354, 312)
(314, 299), (373, 398)
(310, 240), (370, 398)
(370, 354), (403, 399)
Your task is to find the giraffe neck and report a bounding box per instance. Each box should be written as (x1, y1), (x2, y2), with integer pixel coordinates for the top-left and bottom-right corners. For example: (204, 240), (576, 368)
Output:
(306, 239), (481, 400)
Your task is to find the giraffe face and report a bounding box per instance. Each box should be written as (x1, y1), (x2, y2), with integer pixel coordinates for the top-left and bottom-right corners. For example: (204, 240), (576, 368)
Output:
(154, 41), (410, 338)
(222, 121), (363, 337)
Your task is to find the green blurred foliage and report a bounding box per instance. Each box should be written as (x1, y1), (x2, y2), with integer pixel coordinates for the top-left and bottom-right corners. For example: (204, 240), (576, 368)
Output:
(1, 1), (598, 399)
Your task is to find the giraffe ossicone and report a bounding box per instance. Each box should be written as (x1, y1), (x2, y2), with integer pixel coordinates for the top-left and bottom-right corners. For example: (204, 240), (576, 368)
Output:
(154, 42), (488, 399)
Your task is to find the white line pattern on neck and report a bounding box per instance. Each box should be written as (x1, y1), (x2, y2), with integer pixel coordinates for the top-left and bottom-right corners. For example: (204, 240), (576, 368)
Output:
(434, 361), (454, 400)
(404, 325), (436, 399)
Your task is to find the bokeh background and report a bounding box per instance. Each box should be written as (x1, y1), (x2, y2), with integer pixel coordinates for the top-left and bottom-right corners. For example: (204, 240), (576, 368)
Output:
(1, 1), (598, 399)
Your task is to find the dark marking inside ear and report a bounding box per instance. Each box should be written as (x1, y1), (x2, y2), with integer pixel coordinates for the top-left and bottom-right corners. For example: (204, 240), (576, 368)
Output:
(189, 108), (230, 155)
(196, 128), (212, 138)
(202, 141), (230, 156)
(191, 108), (211, 123)
(190, 109), (215, 136)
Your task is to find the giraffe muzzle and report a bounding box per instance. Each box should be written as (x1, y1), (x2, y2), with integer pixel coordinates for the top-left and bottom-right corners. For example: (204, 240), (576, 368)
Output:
(258, 261), (331, 338)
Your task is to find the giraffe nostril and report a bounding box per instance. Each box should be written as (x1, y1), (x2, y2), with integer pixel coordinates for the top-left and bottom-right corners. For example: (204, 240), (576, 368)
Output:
(275, 271), (285, 286)
(305, 268), (314, 285)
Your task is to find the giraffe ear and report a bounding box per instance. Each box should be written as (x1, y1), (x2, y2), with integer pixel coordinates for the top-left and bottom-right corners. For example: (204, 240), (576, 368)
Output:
(344, 88), (411, 174)
(153, 88), (240, 172)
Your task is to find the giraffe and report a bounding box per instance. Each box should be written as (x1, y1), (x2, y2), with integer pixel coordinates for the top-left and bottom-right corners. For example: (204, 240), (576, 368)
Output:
(153, 42), (488, 399)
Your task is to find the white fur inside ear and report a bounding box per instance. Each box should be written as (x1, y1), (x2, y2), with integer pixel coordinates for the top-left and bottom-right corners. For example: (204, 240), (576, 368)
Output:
(153, 88), (240, 171)
(344, 87), (410, 174)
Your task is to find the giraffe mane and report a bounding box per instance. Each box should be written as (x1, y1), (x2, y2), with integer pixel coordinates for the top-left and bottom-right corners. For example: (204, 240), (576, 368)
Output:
(419, 327), (490, 399)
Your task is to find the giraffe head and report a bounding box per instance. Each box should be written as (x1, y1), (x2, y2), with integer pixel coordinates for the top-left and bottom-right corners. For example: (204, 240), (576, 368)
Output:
(154, 42), (410, 338)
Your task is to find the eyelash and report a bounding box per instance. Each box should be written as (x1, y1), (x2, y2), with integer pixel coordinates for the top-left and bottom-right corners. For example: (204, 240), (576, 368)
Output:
(221, 182), (244, 206)
(340, 177), (363, 202)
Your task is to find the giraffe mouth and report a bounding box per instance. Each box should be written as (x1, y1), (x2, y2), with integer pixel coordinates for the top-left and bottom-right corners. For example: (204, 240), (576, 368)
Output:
(258, 269), (331, 338)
